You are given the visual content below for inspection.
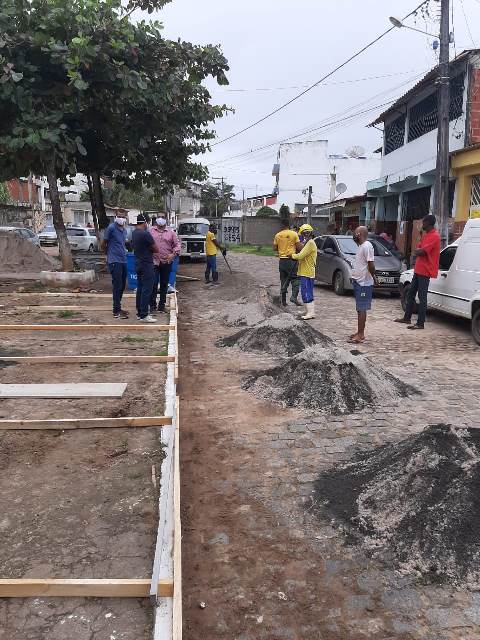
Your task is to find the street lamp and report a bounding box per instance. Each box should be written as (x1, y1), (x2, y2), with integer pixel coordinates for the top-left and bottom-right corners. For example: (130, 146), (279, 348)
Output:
(389, 16), (439, 38)
(389, 2), (451, 248)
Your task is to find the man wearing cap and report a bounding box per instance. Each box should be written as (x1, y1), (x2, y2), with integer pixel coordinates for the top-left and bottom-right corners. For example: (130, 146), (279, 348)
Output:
(205, 223), (227, 284)
(149, 217), (181, 313)
(132, 214), (158, 323)
(101, 210), (129, 319)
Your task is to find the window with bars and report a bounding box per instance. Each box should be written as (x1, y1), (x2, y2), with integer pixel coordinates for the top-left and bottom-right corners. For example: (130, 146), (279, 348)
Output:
(407, 73), (465, 143)
(384, 114), (406, 155)
(470, 175), (480, 209)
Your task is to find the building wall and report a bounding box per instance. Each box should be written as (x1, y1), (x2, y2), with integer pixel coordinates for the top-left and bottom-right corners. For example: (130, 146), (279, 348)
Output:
(0, 204), (46, 233)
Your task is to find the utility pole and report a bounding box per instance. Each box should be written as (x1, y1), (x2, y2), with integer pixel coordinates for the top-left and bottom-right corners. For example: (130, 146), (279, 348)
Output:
(433, 0), (450, 248)
(307, 185), (313, 226)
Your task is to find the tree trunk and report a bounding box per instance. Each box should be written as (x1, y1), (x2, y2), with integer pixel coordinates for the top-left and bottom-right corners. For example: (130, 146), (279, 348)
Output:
(91, 171), (109, 229)
(87, 173), (100, 241)
(46, 166), (74, 272)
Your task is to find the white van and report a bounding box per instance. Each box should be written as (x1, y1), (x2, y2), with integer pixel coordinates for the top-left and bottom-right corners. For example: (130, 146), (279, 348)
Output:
(399, 218), (480, 344)
(177, 217), (210, 259)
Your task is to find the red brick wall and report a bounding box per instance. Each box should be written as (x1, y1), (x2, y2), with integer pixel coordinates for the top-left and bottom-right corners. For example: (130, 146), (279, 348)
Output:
(469, 68), (480, 144)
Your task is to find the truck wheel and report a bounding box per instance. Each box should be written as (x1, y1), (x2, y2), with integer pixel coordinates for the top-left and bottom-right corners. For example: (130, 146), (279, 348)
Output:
(400, 283), (418, 314)
(333, 270), (346, 296)
(472, 307), (480, 346)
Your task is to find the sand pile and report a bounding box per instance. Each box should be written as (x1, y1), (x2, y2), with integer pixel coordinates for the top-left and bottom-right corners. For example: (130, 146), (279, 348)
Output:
(243, 344), (417, 414)
(217, 313), (332, 357)
(314, 424), (480, 586)
(220, 296), (273, 327)
(0, 232), (57, 272)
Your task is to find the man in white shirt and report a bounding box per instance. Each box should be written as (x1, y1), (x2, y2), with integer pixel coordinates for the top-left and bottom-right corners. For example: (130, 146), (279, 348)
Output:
(348, 226), (378, 344)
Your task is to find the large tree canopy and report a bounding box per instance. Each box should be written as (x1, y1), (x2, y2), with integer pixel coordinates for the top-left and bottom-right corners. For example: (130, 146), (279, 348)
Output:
(0, 0), (229, 266)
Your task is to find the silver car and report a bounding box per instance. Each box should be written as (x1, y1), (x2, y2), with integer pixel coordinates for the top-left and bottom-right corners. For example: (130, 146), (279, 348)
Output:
(314, 235), (404, 295)
(0, 226), (40, 246)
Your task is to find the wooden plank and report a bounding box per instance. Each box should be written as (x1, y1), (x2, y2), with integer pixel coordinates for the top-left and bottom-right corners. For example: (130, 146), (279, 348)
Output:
(173, 398), (182, 639)
(0, 416), (172, 430)
(0, 383), (127, 399)
(0, 292), (137, 299)
(0, 355), (175, 364)
(0, 579), (173, 598)
(0, 324), (175, 332)
(2, 305), (172, 312)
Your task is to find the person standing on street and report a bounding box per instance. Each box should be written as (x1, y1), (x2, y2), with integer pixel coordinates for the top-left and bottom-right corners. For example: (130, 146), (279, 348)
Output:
(292, 224), (318, 320)
(149, 217), (181, 313)
(101, 210), (129, 319)
(132, 214), (158, 323)
(273, 219), (302, 306)
(348, 226), (378, 344)
(205, 223), (226, 284)
(395, 214), (441, 330)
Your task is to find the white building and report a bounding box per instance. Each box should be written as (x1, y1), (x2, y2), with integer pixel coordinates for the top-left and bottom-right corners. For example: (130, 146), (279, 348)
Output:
(272, 140), (380, 213)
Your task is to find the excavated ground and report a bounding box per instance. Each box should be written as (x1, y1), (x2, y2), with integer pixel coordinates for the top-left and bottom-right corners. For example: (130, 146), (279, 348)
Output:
(315, 424), (480, 586)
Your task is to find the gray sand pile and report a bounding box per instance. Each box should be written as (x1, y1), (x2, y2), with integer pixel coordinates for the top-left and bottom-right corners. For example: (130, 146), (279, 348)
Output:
(243, 344), (418, 414)
(220, 297), (271, 327)
(315, 424), (480, 586)
(217, 313), (332, 357)
(0, 232), (57, 272)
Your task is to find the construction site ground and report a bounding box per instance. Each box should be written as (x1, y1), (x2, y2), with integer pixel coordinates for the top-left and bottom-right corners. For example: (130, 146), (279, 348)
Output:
(0, 291), (168, 640)
(178, 252), (480, 640)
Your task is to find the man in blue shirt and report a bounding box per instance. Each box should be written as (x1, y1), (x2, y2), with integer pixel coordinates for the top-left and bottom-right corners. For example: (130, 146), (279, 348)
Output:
(102, 211), (129, 319)
(132, 214), (158, 323)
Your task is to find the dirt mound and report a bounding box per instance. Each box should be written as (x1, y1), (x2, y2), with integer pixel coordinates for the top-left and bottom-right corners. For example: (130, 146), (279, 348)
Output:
(0, 232), (57, 272)
(243, 344), (417, 414)
(314, 424), (480, 586)
(217, 313), (332, 357)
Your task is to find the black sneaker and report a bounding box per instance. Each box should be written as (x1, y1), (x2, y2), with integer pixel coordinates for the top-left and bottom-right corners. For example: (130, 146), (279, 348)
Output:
(157, 306), (167, 314)
(113, 310), (129, 319)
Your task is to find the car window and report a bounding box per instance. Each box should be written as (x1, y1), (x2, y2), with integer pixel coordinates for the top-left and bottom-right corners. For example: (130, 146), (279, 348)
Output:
(337, 237), (391, 257)
(314, 237), (324, 250)
(66, 228), (86, 237)
(322, 237), (337, 253)
(438, 246), (457, 271)
(178, 223), (209, 236)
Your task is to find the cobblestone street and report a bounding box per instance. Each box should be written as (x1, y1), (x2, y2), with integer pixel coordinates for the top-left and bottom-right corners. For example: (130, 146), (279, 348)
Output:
(179, 252), (480, 640)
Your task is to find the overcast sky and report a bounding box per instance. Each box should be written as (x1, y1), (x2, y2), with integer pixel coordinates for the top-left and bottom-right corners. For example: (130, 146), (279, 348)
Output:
(139, 0), (480, 197)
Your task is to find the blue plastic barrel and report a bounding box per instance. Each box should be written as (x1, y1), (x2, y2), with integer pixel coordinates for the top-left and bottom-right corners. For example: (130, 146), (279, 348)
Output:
(126, 252), (137, 290)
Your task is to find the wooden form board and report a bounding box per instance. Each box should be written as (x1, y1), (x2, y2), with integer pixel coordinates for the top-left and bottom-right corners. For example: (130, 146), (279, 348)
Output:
(173, 399), (182, 639)
(0, 383), (127, 398)
(0, 416), (172, 430)
(0, 579), (173, 598)
(0, 355), (175, 364)
(2, 305), (172, 312)
(0, 324), (174, 332)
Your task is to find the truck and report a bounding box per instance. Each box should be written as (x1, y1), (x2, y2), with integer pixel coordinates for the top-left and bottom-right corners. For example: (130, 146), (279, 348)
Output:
(177, 217), (210, 260)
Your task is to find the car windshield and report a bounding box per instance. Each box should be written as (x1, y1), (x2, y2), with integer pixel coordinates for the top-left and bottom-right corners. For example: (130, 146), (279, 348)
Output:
(43, 227), (55, 233)
(178, 223), (209, 236)
(66, 228), (85, 237)
(336, 237), (391, 257)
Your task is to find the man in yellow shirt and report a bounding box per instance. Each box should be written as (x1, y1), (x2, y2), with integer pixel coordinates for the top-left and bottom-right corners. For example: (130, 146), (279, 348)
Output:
(292, 224), (318, 320)
(273, 219), (302, 306)
(205, 223), (226, 284)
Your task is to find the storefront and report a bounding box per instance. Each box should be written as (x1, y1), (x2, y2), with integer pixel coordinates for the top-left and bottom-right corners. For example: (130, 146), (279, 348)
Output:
(451, 145), (480, 237)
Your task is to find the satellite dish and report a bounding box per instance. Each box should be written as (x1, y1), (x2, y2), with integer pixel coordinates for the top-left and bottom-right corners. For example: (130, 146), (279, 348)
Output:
(336, 183), (347, 195)
(346, 145), (366, 159)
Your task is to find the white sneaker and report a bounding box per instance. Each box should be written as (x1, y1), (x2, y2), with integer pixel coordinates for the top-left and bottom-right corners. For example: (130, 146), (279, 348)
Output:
(167, 286), (176, 293)
(139, 315), (158, 323)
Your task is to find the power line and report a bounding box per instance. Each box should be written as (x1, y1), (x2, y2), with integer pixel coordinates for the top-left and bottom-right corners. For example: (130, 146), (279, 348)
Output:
(459, 0), (476, 46)
(211, 0), (431, 146)
(209, 70), (427, 168)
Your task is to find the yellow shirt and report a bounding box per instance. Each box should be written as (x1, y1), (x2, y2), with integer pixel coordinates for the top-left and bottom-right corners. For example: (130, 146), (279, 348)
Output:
(292, 239), (317, 278)
(205, 231), (217, 256)
(273, 229), (299, 258)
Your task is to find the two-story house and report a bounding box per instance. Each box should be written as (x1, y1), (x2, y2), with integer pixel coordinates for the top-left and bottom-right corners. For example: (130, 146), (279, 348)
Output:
(367, 49), (480, 261)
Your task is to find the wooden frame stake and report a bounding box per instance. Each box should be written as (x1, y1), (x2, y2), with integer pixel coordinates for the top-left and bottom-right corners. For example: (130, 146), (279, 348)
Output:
(0, 324), (175, 332)
(0, 579), (173, 598)
(0, 355), (175, 364)
(0, 416), (172, 430)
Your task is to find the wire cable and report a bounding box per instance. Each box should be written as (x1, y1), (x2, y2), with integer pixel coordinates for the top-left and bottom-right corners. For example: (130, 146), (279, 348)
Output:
(211, 0), (431, 146)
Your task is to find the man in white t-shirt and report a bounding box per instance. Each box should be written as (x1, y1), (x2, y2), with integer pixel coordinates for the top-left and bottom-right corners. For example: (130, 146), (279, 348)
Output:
(348, 226), (378, 344)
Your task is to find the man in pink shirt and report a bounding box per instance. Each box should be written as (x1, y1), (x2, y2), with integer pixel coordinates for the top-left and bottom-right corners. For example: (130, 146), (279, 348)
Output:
(149, 217), (181, 313)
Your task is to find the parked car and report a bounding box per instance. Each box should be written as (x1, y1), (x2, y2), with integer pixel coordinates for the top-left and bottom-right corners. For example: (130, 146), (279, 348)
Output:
(39, 226), (58, 246)
(314, 234), (404, 295)
(178, 217), (210, 260)
(369, 233), (406, 264)
(399, 218), (480, 345)
(66, 227), (98, 252)
(0, 226), (40, 246)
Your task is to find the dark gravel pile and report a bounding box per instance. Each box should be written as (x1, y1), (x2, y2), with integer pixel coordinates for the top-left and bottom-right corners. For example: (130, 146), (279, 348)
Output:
(243, 344), (417, 414)
(315, 424), (480, 586)
(217, 313), (332, 358)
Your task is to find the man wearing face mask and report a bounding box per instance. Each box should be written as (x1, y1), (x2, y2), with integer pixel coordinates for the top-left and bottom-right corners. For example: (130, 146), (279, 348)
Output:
(102, 210), (129, 319)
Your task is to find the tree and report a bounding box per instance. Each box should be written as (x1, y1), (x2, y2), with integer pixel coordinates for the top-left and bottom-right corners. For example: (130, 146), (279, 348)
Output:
(279, 204), (290, 220)
(256, 206), (278, 217)
(0, 0), (229, 269)
(0, 183), (11, 205)
(200, 181), (235, 217)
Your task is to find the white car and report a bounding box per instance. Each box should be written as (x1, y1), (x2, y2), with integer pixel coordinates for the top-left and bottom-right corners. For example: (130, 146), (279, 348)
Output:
(0, 226), (40, 246)
(39, 226), (58, 246)
(399, 218), (480, 344)
(66, 227), (98, 252)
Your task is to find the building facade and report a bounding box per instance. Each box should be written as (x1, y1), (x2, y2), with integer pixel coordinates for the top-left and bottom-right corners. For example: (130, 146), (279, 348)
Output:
(367, 49), (480, 261)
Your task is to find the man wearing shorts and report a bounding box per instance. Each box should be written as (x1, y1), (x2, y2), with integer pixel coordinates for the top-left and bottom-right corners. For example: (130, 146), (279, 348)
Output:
(349, 226), (378, 344)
